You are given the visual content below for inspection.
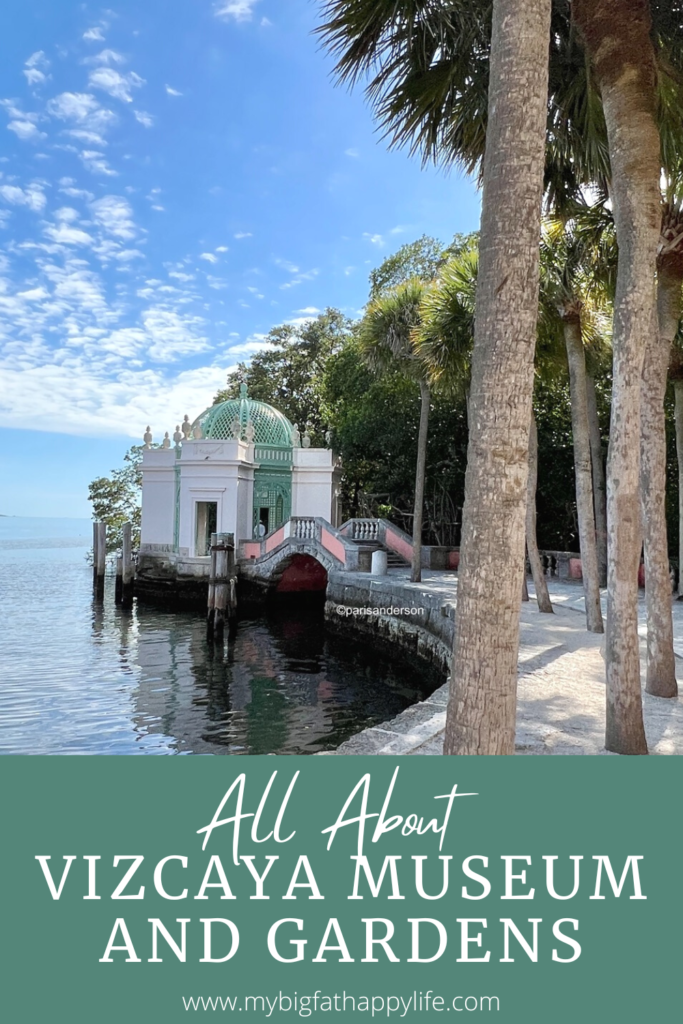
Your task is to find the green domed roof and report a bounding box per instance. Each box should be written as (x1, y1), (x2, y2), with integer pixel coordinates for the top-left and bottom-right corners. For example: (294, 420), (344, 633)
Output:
(194, 384), (295, 447)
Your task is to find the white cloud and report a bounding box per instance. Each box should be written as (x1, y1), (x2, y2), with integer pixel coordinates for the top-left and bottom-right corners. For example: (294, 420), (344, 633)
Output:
(83, 27), (106, 42)
(59, 184), (94, 201)
(79, 150), (118, 176)
(234, 231), (252, 239)
(24, 69), (47, 87)
(363, 232), (385, 247)
(134, 110), (154, 128)
(48, 92), (98, 120)
(65, 128), (107, 146)
(280, 268), (319, 290)
(296, 306), (321, 315)
(215, 245), (229, 253)
(214, 0), (261, 22)
(169, 271), (194, 282)
(90, 195), (136, 239)
(0, 183), (46, 212)
(48, 92), (117, 138)
(344, 148), (360, 158)
(226, 334), (270, 356)
(165, 85), (182, 97)
(44, 222), (94, 247)
(200, 252), (218, 264)
(88, 68), (144, 104)
(26, 51), (48, 69)
(287, 316), (317, 327)
(274, 257), (299, 273)
(85, 49), (125, 66)
(8, 120), (45, 141)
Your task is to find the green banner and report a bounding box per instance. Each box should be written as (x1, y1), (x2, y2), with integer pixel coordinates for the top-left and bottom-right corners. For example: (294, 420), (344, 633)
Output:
(1, 757), (679, 1021)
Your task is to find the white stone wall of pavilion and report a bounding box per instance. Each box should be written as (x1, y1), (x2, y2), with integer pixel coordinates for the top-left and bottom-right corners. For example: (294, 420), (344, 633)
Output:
(139, 429), (342, 558)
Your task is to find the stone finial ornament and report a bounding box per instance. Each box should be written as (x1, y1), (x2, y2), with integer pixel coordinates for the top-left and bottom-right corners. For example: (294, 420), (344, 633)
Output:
(173, 425), (183, 446)
(302, 423), (311, 449)
(192, 422), (203, 440)
(291, 423), (301, 447)
(239, 382), (248, 399)
(162, 431), (171, 449)
(245, 421), (255, 443)
(144, 426), (153, 449)
(230, 417), (242, 440)
(181, 415), (192, 440)
(325, 429), (332, 447)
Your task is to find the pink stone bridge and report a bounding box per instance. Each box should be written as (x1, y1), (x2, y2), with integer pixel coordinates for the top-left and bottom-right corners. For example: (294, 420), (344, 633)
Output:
(238, 517), (458, 592)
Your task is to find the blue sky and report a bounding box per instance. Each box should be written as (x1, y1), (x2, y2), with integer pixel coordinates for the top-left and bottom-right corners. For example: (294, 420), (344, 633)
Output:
(0, 0), (480, 517)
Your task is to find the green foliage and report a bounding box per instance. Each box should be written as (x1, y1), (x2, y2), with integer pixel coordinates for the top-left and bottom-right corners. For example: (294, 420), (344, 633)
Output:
(321, 338), (468, 542)
(88, 446), (144, 554)
(369, 233), (477, 297)
(215, 309), (353, 445)
(415, 247), (478, 396)
(359, 277), (431, 381)
(317, 0), (683, 199)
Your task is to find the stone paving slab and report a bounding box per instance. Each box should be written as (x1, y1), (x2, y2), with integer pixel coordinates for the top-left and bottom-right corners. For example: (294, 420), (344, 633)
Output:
(331, 575), (683, 756)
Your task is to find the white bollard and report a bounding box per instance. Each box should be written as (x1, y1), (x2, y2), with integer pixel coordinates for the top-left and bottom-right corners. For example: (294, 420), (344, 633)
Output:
(371, 549), (388, 576)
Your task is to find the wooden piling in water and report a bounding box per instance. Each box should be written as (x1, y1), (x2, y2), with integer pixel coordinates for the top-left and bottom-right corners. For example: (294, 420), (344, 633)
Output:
(206, 532), (218, 642)
(121, 522), (134, 609)
(115, 555), (123, 604)
(207, 532), (236, 644)
(93, 521), (106, 600)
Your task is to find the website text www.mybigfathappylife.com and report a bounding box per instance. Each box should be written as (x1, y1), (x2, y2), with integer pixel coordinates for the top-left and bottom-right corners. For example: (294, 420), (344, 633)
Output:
(181, 991), (499, 1016)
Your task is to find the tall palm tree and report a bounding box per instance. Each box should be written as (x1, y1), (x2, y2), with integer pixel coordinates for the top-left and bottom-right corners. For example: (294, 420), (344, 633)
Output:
(572, 0), (662, 754)
(539, 219), (612, 633)
(358, 280), (432, 583)
(639, 188), (683, 698)
(442, 0), (551, 755)
(318, 0), (683, 753)
(417, 248), (555, 616)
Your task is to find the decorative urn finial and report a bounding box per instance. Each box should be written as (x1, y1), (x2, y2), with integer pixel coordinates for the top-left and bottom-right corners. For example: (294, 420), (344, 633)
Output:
(239, 382), (248, 399)
(192, 422), (203, 440)
(292, 423), (301, 447)
(143, 426), (153, 449)
(181, 415), (192, 440)
(162, 431), (171, 449)
(302, 423), (312, 449)
(173, 425), (183, 446)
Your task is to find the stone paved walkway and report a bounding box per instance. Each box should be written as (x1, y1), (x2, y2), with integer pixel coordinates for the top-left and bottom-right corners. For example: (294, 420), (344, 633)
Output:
(331, 572), (683, 756)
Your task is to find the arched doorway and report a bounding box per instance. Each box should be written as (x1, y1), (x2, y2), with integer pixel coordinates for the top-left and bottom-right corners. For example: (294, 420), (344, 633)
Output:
(276, 554), (328, 594)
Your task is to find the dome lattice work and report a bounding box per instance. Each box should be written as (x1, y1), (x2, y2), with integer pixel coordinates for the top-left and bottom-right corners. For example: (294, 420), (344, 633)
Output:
(193, 385), (295, 447)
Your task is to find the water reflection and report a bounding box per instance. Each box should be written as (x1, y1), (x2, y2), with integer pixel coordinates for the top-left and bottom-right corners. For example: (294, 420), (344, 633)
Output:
(0, 529), (441, 755)
(127, 602), (441, 755)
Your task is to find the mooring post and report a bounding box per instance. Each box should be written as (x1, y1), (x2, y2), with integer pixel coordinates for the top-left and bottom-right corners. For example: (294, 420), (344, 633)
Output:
(121, 522), (134, 609)
(213, 538), (228, 644)
(92, 522), (99, 593)
(208, 532), (235, 644)
(94, 522), (106, 600)
(206, 532), (218, 642)
(115, 555), (123, 604)
(227, 534), (237, 623)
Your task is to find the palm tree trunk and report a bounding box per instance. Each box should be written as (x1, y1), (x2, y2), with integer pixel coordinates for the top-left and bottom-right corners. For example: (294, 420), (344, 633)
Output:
(444, 0), (551, 756)
(564, 320), (604, 632)
(586, 374), (608, 588)
(675, 380), (683, 598)
(411, 379), (430, 583)
(639, 265), (680, 697)
(574, 0), (661, 755)
(526, 412), (553, 613)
